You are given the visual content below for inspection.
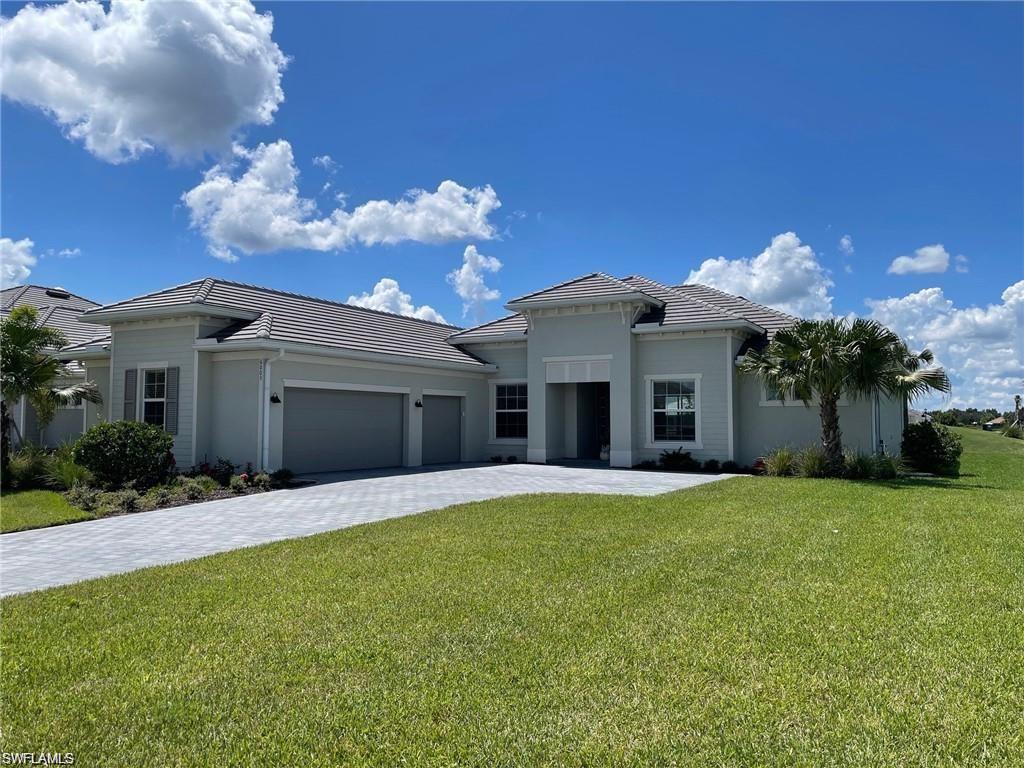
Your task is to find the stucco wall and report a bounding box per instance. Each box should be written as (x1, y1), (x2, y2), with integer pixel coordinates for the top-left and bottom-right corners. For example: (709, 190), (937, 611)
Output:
(459, 342), (529, 461)
(735, 374), (905, 465)
(204, 357), (261, 469)
(524, 310), (634, 465)
(632, 333), (736, 464)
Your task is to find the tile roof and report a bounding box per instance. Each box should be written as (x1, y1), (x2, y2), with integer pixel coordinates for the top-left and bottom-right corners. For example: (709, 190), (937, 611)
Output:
(1, 286), (104, 375)
(622, 276), (750, 327)
(672, 283), (798, 338)
(452, 275), (800, 343)
(446, 313), (528, 343)
(84, 278), (488, 368)
(0, 285), (100, 312)
(506, 272), (664, 307)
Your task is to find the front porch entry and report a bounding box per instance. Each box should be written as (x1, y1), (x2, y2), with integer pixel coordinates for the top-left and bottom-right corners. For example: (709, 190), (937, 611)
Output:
(575, 382), (610, 461)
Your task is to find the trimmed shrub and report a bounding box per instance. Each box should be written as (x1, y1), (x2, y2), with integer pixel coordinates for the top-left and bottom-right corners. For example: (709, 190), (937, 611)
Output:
(633, 459), (658, 470)
(721, 460), (741, 473)
(762, 446), (796, 477)
(65, 485), (101, 512)
(228, 474), (247, 494)
(270, 468), (295, 488)
(178, 477), (209, 501)
(506, 455), (518, 464)
(5, 444), (49, 489)
(702, 459), (721, 473)
(795, 445), (830, 478)
(843, 451), (876, 480)
(873, 453), (903, 480)
(148, 486), (174, 507)
(73, 421), (174, 490)
(251, 472), (272, 491)
(99, 489), (140, 516)
(208, 457), (236, 486)
(901, 422), (962, 476)
(489, 455), (504, 463)
(659, 448), (701, 472)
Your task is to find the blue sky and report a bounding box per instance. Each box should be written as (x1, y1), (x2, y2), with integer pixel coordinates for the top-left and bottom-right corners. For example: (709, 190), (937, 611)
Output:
(1, 1), (1021, 407)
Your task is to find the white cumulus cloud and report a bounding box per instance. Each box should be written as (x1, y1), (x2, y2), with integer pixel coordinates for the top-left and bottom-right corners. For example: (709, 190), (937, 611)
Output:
(686, 232), (834, 318)
(0, 0), (287, 163)
(865, 281), (1024, 409)
(0, 237), (37, 287)
(182, 140), (501, 261)
(447, 245), (502, 320)
(887, 244), (950, 275)
(954, 254), (969, 273)
(839, 234), (854, 255)
(347, 278), (446, 324)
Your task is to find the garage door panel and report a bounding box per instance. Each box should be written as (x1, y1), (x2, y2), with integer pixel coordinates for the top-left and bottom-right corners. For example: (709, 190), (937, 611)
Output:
(422, 395), (461, 465)
(284, 388), (404, 473)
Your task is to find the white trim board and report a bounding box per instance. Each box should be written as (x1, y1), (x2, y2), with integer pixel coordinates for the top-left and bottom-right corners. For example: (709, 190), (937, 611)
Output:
(643, 373), (703, 450)
(489, 378), (528, 445)
(541, 354), (613, 362)
(282, 379), (412, 395)
(422, 388), (467, 397)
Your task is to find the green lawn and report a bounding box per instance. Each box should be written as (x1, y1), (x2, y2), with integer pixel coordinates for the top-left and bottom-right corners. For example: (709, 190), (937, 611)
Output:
(1, 428), (1021, 766)
(0, 489), (93, 533)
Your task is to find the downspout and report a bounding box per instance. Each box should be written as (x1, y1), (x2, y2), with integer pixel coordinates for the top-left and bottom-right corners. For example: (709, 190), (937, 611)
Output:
(260, 349), (285, 470)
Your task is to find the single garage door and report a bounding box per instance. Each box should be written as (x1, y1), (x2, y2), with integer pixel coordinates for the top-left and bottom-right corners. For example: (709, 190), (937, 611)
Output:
(421, 395), (461, 465)
(283, 387), (404, 474)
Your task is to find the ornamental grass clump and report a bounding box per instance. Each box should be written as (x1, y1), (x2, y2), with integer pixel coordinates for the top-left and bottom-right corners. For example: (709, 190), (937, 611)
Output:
(762, 446), (797, 477)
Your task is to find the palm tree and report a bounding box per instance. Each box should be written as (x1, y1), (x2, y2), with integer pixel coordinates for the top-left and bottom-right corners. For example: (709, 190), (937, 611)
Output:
(1, 305), (102, 476)
(739, 318), (950, 475)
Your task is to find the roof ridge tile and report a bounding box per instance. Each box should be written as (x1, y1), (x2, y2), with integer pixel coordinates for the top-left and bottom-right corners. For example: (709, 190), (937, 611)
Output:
(192, 278), (216, 304)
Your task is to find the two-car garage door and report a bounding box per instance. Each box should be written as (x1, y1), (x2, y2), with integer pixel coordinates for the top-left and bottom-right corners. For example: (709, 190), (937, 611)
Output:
(282, 387), (461, 474)
(283, 388), (404, 474)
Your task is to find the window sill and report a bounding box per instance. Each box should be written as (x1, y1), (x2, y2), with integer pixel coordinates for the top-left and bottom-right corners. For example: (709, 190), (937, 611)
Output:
(490, 438), (528, 445)
(645, 441), (703, 450)
(759, 400), (849, 407)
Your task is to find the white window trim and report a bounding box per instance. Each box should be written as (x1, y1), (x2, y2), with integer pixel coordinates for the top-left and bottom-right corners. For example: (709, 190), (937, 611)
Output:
(645, 373), (702, 449)
(489, 378), (528, 445)
(139, 366), (168, 427)
(759, 385), (848, 407)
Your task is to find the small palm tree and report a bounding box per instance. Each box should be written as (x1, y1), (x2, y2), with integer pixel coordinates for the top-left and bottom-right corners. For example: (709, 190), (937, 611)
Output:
(1, 305), (102, 475)
(740, 318), (950, 476)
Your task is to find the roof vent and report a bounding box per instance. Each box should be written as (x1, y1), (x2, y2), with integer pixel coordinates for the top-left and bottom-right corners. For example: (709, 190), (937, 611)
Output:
(45, 288), (71, 299)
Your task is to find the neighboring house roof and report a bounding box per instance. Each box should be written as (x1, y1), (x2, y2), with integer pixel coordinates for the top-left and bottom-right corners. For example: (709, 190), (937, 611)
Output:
(81, 278), (488, 369)
(2, 285), (103, 375)
(1, 284), (100, 312)
(505, 272), (665, 309)
(986, 416), (1006, 426)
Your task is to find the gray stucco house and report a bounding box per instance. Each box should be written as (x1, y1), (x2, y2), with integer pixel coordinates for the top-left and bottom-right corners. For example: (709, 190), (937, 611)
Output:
(58, 273), (905, 473)
(1, 284), (101, 448)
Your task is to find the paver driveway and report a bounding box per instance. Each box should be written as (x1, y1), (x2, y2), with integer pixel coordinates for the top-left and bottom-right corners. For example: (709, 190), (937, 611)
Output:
(0, 463), (730, 596)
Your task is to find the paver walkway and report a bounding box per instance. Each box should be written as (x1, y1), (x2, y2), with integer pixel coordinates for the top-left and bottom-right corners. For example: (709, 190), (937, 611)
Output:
(0, 463), (731, 596)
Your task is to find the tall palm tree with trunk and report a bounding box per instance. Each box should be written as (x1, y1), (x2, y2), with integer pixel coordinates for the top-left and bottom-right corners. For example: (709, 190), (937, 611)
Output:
(1, 305), (102, 477)
(740, 317), (950, 475)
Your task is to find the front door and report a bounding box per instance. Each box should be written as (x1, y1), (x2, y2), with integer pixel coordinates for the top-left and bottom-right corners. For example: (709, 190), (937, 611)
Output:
(577, 382), (610, 460)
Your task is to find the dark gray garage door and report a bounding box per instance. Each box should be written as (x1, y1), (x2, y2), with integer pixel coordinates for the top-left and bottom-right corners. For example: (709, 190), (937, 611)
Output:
(421, 395), (461, 465)
(283, 387), (404, 474)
